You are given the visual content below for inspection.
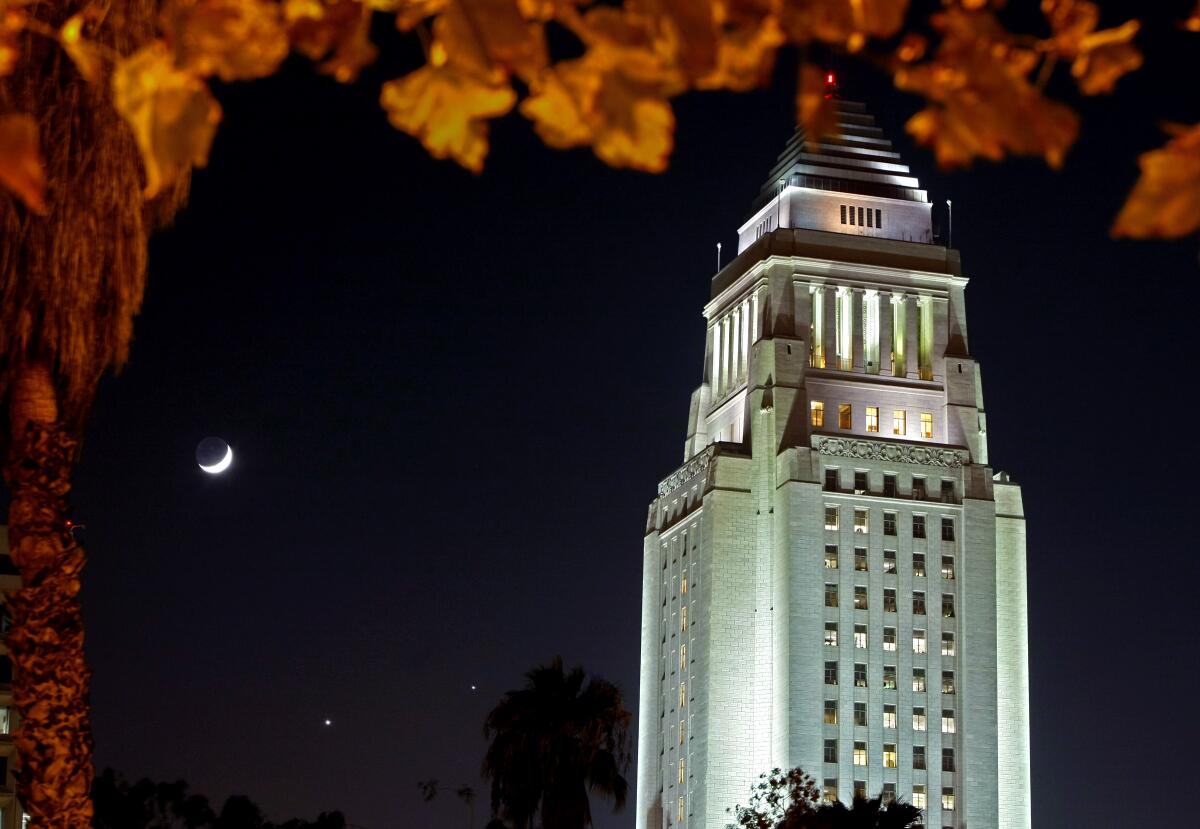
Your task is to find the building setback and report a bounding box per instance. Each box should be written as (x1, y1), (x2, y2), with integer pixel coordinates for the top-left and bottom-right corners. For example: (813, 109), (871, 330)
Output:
(636, 100), (1031, 829)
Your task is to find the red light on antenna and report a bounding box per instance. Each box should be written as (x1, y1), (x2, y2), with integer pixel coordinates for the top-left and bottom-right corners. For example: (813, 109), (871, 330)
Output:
(826, 72), (836, 84)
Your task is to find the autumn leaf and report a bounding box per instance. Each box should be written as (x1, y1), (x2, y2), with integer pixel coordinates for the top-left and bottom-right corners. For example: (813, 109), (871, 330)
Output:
(694, 3), (784, 92)
(796, 63), (837, 141)
(60, 12), (105, 83)
(521, 53), (675, 173)
(163, 0), (289, 81)
(284, 0), (378, 82)
(0, 0), (30, 76)
(433, 0), (546, 80)
(0, 112), (46, 213)
(894, 9), (1079, 168)
(112, 42), (222, 198)
(1112, 123), (1200, 239)
(1041, 0), (1141, 95)
(1185, 2), (1200, 32)
(783, 0), (909, 52)
(380, 64), (515, 172)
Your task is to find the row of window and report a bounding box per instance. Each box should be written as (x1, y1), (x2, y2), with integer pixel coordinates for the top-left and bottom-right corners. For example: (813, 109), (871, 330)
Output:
(826, 469), (957, 503)
(812, 402), (934, 439)
(824, 700), (957, 733)
(824, 662), (956, 694)
(823, 780), (956, 813)
(825, 585), (956, 617)
(840, 204), (883, 229)
(826, 506), (955, 541)
(824, 624), (956, 656)
(825, 546), (956, 578)
(824, 739), (957, 772)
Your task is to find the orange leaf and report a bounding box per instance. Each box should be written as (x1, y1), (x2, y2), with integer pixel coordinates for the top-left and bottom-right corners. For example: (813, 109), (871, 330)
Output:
(694, 3), (784, 92)
(380, 64), (515, 172)
(1112, 123), (1200, 239)
(796, 63), (837, 141)
(112, 42), (222, 198)
(783, 0), (909, 52)
(1041, 0), (1141, 95)
(1, 2), (30, 76)
(433, 0), (546, 80)
(60, 12), (104, 83)
(163, 0), (289, 81)
(0, 112), (46, 213)
(1185, 2), (1200, 32)
(284, 0), (378, 82)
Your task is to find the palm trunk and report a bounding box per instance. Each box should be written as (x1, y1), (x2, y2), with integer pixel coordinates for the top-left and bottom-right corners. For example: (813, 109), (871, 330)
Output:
(3, 362), (94, 828)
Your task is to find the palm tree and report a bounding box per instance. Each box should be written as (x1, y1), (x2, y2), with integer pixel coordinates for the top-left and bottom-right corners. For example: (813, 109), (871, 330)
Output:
(730, 770), (922, 829)
(482, 657), (630, 829)
(787, 795), (923, 829)
(1, 3), (188, 825)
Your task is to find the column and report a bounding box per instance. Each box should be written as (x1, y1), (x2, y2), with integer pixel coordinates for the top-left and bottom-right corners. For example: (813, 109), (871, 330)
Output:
(852, 289), (865, 372)
(879, 292), (893, 376)
(731, 308), (741, 384)
(740, 299), (750, 381)
(905, 294), (920, 380)
(711, 323), (721, 389)
(823, 285), (838, 370)
(722, 315), (732, 392)
(751, 290), (760, 343)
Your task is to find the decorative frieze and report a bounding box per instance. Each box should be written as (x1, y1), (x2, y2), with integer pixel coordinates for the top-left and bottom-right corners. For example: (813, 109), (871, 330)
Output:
(657, 445), (715, 496)
(814, 435), (968, 468)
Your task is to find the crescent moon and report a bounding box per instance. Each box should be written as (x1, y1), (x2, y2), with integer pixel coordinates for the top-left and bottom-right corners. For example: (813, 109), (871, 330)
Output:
(199, 445), (233, 474)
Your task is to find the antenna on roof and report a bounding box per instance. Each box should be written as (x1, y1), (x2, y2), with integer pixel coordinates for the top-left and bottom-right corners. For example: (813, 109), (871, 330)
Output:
(716, 242), (722, 272)
(946, 199), (953, 247)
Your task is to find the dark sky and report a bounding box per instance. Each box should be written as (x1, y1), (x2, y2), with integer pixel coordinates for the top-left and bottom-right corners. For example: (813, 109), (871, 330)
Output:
(31, 3), (1198, 828)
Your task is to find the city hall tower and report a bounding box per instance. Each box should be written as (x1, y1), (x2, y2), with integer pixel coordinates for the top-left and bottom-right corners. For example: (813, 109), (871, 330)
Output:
(636, 101), (1030, 829)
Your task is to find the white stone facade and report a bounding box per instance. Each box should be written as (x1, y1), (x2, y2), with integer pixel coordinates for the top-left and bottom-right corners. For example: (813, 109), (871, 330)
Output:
(636, 103), (1030, 829)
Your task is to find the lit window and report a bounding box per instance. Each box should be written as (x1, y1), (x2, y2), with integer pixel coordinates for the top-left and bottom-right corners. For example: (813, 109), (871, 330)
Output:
(884, 474), (897, 497)
(854, 624), (867, 649)
(942, 788), (956, 811)
(680, 643), (687, 669)
(921, 412), (933, 439)
(853, 508), (869, 534)
(884, 512), (897, 536)
(942, 556), (955, 580)
(913, 784), (927, 809)
(824, 738), (838, 763)
(883, 665), (897, 689)
(854, 663), (867, 688)
(824, 700), (838, 724)
(913, 669), (926, 693)
(913, 514), (926, 539)
(681, 571), (688, 595)
(942, 748), (956, 772)
(853, 741), (867, 766)
(943, 594), (955, 618)
(839, 404), (852, 429)
(825, 506), (840, 531)
(678, 797), (685, 821)
(825, 545), (839, 569)
(913, 477), (927, 499)
(883, 588), (897, 613)
(913, 553), (926, 577)
(825, 583), (839, 608)
(854, 586), (868, 610)
(825, 622), (839, 646)
(866, 407), (880, 433)
(913, 707), (927, 731)
(854, 780), (867, 800)
(883, 627), (897, 651)
(854, 547), (868, 571)
(680, 606), (687, 632)
(942, 671), (955, 694)
(854, 471), (868, 493)
(825, 468), (840, 491)
(679, 682), (686, 707)
(913, 746), (927, 771)
(893, 410), (906, 435)
(942, 710), (956, 734)
(883, 704), (897, 729)
(883, 550), (897, 573)
(811, 400), (825, 427)
(825, 661), (838, 685)
(913, 592), (926, 615)
(823, 779), (838, 804)
(912, 629), (927, 654)
(883, 743), (897, 768)
(679, 758), (686, 783)
(0, 707), (9, 735)
(942, 632), (955, 656)
(881, 783), (895, 805)
(854, 702), (867, 726)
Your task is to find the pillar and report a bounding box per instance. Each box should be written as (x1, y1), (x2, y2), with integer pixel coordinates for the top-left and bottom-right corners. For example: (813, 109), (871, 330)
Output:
(879, 292), (893, 377)
(731, 307), (741, 384)
(905, 294), (920, 380)
(852, 288), (865, 372)
(824, 285), (838, 370)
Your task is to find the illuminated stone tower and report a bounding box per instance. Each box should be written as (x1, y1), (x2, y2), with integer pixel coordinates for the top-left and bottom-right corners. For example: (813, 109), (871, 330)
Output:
(636, 100), (1030, 829)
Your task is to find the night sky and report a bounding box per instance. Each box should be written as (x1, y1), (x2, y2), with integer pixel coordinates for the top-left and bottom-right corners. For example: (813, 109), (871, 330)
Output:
(13, 3), (1196, 828)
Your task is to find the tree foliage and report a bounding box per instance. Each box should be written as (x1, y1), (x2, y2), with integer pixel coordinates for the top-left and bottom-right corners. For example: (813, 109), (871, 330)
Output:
(482, 656), (630, 829)
(727, 768), (922, 829)
(0, 0), (1197, 237)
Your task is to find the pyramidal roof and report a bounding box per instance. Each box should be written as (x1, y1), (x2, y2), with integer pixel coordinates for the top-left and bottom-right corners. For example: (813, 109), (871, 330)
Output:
(738, 100), (934, 249)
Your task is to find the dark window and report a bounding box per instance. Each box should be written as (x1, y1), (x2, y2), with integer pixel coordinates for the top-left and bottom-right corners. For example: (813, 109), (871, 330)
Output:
(866, 208), (874, 228)
(858, 207), (865, 225)
(854, 471), (868, 493)
(884, 512), (897, 536)
(0, 655), (11, 683)
(854, 663), (867, 688)
(854, 702), (867, 726)
(854, 548), (868, 572)
(942, 517), (955, 541)
(913, 477), (927, 499)
(943, 594), (956, 618)
(849, 206), (856, 226)
(913, 746), (926, 770)
(825, 583), (838, 607)
(942, 748), (956, 772)
(825, 468), (840, 491)
(941, 480), (955, 502)
(840, 205), (847, 224)
(913, 515), (926, 539)
(913, 553), (926, 578)
(876, 209), (882, 228)
(825, 661), (838, 685)
(825, 738), (838, 763)
(913, 592), (926, 615)
(884, 474), (897, 497)
(884, 588), (897, 613)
